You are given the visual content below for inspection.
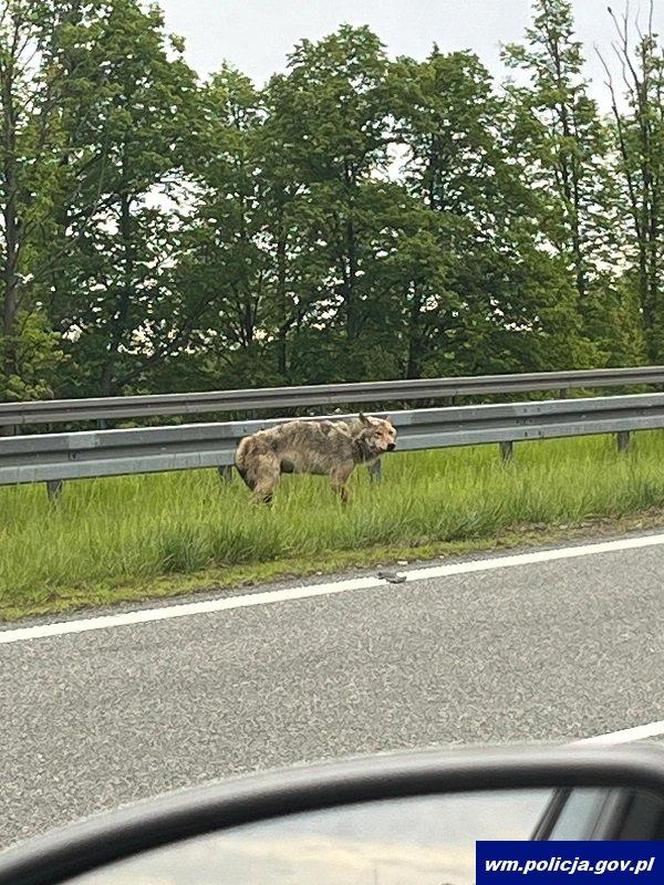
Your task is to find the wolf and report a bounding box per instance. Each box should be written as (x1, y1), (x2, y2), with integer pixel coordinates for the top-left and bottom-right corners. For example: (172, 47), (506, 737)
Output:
(234, 413), (397, 504)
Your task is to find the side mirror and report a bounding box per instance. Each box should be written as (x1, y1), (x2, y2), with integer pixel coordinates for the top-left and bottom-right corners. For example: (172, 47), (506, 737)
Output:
(2, 745), (664, 885)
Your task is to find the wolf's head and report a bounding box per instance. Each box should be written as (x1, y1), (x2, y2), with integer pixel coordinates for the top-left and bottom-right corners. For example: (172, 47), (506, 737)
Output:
(358, 413), (397, 454)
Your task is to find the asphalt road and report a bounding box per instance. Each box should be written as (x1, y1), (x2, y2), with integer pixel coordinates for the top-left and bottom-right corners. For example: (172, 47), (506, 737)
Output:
(2, 531), (664, 851)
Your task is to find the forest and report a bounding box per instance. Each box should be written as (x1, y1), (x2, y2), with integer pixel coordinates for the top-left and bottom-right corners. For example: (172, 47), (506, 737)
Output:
(0, 0), (662, 402)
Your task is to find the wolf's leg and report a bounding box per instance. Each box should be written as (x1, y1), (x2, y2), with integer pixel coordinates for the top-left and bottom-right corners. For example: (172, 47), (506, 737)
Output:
(235, 464), (255, 490)
(251, 455), (281, 504)
(330, 463), (354, 505)
(367, 459), (382, 482)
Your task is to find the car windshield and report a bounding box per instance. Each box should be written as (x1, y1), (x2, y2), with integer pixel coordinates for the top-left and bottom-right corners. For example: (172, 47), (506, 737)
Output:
(2, 0), (664, 877)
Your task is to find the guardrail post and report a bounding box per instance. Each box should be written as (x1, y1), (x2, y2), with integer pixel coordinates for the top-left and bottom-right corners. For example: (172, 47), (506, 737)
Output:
(217, 466), (234, 483)
(499, 441), (514, 463)
(46, 479), (64, 501)
(367, 460), (382, 482)
(616, 431), (631, 454)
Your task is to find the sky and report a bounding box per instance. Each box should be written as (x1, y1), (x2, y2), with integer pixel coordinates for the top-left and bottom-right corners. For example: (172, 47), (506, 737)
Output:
(157, 0), (663, 109)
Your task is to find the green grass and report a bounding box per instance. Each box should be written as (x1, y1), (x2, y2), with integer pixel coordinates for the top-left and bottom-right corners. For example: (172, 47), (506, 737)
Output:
(3, 432), (664, 620)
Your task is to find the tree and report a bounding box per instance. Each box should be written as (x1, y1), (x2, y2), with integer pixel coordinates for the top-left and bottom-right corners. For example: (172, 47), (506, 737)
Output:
(47, 0), (200, 396)
(168, 65), (279, 390)
(254, 79), (320, 383)
(598, 3), (664, 360)
(390, 47), (589, 376)
(0, 0), (107, 398)
(503, 1), (610, 298)
(502, 0), (634, 364)
(267, 26), (391, 367)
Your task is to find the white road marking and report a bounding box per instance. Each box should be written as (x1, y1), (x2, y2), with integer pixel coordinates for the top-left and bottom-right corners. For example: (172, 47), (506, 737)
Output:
(2, 531), (664, 645)
(577, 720), (664, 746)
(400, 532), (664, 583)
(0, 576), (386, 646)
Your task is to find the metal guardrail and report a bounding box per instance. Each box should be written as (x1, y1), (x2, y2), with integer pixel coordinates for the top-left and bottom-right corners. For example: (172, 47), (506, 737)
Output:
(2, 365), (664, 428)
(2, 393), (664, 491)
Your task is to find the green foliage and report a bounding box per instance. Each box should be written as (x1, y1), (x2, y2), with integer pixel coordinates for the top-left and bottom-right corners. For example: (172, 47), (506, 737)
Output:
(0, 3), (659, 403)
(0, 309), (66, 400)
(390, 46), (585, 374)
(598, 10), (664, 360)
(502, 0), (615, 357)
(43, 0), (201, 396)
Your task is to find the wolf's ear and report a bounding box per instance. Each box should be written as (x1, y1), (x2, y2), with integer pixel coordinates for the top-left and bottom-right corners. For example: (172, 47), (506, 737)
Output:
(358, 412), (370, 426)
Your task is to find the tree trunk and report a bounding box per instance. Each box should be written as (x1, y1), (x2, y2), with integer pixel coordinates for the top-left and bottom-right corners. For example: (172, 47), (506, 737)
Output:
(345, 216), (359, 340)
(405, 284), (424, 379)
(275, 209), (288, 377)
(100, 189), (133, 396)
(1, 61), (20, 381)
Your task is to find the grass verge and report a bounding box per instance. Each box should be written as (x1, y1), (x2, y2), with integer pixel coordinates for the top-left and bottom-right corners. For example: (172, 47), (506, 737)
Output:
(3, 432), (664, 621)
